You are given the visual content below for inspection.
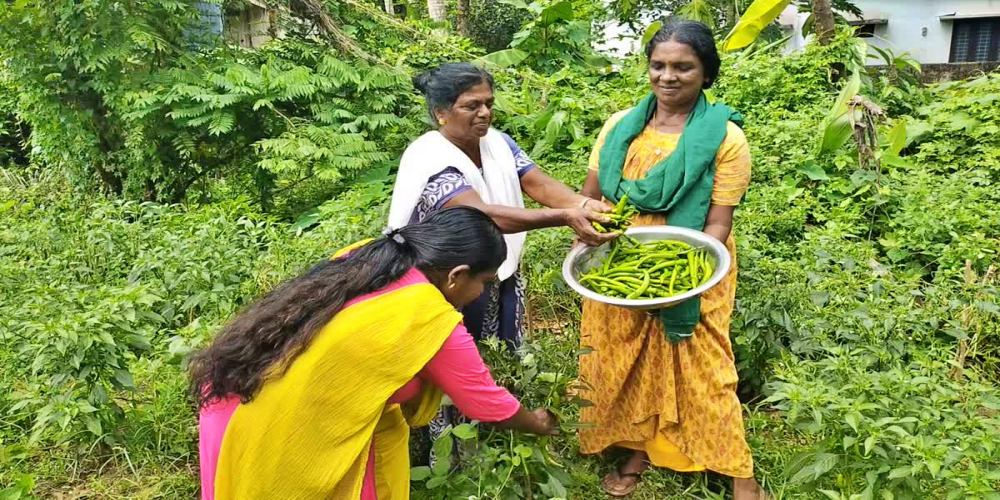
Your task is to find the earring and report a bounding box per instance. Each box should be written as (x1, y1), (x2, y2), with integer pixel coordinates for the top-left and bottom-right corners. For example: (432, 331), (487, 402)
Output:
(439, 119), (447, 126)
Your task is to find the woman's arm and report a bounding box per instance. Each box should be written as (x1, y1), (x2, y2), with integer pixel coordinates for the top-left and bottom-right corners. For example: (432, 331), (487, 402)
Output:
(520, 168), (611, 212)
(581, 168), (602, 200)
(703, 123), (750, 243)
(703, 204), (735, 243)
(443, 190), (615, 247)
(420, 326), (557, 435)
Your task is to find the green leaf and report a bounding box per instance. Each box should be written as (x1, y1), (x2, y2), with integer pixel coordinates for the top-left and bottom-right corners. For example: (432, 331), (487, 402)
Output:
(722, 0), (792, 51)
(0, 489), (22, 500)
(477, 49), (529, 68)
(819, 115), (853, 155)
(944, 112), (979, 132)
(926, 460), (941, 478)
(208, 111), (236, 135)
(843, 436), (857, 450)
(845, 412), (860, 432)
(542, 473), (568, 498)
(496, 0), (532, 11)
(543, 110), (567, 146)
(886, 119), (907, 156)
(905, 120), (933, 144)
(887, 466), (911, 479)
(113, 369), (135, 389)
(410, 466), (431, 481)
(83, 415), (102, 436)
(797, 162), (830, 181)
(641, 21), (663, 47)
(881, 153), (912, 168)
(677, 0), (716, 27)
(292, 209), (322, 235)
(834, 72), (863, 114)
(818, 71), (861, 155)
(539, 1), (573, 26)
(790, 452), (838, 484)
(425, 476), (447, 489)
(451, 423), (477, 440)
(885, 425), (910, 437)
(431, 433), (453, 474)
(864, 436), (877, 455)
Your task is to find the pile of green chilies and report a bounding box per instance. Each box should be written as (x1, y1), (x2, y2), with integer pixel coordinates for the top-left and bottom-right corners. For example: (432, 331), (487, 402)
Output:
(578, 236), (715, 300)
(592, 194), (639, 233)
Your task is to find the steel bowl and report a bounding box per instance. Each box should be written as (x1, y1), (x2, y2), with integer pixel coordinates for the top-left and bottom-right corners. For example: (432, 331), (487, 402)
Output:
(561, 226), (731, 310)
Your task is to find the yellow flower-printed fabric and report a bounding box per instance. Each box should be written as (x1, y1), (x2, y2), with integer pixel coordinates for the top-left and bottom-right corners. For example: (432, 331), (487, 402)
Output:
(578, 110), (754, 478)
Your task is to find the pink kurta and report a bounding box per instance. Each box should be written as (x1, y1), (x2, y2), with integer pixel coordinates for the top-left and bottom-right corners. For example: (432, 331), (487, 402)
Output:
(198, 268), (520, 500)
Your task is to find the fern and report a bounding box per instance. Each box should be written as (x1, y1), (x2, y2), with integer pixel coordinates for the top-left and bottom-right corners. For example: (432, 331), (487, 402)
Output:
(254, 125), (391, 181)
(207, 111), (235, 136)
(317, 54), (361, 85)
(268, 66), (318, 100)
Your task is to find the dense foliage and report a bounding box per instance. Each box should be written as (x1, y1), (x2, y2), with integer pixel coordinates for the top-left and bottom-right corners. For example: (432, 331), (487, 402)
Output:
(1, 1), (998, 498)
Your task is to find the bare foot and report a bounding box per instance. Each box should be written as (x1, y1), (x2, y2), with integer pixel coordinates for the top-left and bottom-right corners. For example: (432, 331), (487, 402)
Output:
(733, 477), (770, 500)
(601, 450), (649, 497)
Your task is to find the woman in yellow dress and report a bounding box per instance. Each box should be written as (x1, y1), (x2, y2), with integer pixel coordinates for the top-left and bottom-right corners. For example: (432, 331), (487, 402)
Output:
(578, 20), (766, 498)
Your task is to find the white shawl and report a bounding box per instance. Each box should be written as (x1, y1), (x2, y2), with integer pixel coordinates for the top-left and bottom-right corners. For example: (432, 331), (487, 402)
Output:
(387, 128), (526, 280)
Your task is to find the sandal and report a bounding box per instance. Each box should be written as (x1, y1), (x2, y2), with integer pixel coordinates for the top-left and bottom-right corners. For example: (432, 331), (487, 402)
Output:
(600, 467), (642, 498)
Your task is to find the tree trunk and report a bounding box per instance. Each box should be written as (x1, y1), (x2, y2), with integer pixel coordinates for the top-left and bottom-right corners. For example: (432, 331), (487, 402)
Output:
(812, 0), (835, 45)
(383, 0), (394, 16)
(427, 0), (447, 23)
(456, 0), (471, 36)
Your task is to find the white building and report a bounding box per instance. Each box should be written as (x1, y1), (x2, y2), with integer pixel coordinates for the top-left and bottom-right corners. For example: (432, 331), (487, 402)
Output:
(780, 0), (1000, 64)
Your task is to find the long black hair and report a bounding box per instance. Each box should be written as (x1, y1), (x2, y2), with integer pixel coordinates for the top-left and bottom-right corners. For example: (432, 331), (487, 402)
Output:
(645, 19), (721, 88)
(189, 206), (506, 408)
(412, 62), (494, 122)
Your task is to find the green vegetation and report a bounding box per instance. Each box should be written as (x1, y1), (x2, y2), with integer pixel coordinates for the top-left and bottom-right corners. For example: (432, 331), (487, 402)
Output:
(1, 1), (997, 498)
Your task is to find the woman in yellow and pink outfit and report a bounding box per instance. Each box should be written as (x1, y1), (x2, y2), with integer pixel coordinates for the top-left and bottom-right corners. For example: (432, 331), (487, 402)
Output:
(190, 207), (557, 499)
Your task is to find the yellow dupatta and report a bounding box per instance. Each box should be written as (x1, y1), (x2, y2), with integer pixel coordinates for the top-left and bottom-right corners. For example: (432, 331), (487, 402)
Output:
(213, 241), (460, 499)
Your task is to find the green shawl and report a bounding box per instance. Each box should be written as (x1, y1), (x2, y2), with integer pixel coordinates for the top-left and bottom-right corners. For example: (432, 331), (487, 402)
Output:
(597, 92), (742, 342)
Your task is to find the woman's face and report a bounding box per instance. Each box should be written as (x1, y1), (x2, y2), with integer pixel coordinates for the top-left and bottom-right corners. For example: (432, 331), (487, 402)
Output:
(435, 82), (494, 141)
(648, 40), (707, 109)
(440, 267), (496, 308)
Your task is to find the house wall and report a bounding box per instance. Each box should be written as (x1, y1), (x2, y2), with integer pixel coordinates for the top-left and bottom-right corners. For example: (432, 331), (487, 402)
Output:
(780, 0), (1000, 64)
(224, 4), (275, 49)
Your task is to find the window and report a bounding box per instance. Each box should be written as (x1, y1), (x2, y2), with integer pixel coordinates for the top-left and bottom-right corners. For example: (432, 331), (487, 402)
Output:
(848, 19), (886, 39)
(950, 18), (1000, 62)
(855, 23), (878, 38)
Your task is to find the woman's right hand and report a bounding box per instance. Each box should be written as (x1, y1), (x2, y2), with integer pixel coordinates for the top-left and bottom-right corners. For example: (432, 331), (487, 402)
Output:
(563, 207), (618, 247)
(530, 408), (559, 435)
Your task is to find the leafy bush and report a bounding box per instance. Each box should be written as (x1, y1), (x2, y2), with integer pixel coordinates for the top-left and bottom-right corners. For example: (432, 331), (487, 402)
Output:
(0, 183), (281, 447)
(768, 348), (1000, 498)
(1, 4), (999, 499)
(468, 0), (532, 52)
(0, 0), (206, 197)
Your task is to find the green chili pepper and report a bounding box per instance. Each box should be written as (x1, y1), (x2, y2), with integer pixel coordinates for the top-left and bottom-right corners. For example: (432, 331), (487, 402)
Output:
(668, 266), (679, 295)
(626, 271), (651, 299)
(581, 237), (717, 299)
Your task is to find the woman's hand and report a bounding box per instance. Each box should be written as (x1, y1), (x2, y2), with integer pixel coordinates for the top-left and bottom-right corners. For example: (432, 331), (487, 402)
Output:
(581, 198), (613, 213)
(530, 408), (559, 435)
(497, 406), (559, 435)
(563, 207), (617, 247)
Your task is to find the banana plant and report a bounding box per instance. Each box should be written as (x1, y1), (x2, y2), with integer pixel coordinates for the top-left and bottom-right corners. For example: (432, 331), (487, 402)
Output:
(722, 0), (792, 51)
(817, 70), (861, 155)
